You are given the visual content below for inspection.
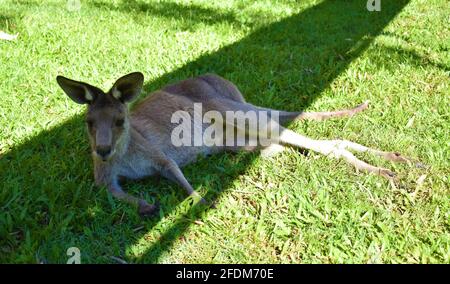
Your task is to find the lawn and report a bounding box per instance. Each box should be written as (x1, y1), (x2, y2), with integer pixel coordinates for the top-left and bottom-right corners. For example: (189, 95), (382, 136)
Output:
(0, 0), (448, 263)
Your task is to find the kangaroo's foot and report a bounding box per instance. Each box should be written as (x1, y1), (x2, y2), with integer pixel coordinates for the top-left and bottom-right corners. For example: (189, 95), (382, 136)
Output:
(314, 139), (410, 179)
(277, 127), (413, 179)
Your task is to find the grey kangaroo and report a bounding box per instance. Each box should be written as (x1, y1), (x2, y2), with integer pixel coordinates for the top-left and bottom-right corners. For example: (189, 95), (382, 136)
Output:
(56, 72), (409, 216)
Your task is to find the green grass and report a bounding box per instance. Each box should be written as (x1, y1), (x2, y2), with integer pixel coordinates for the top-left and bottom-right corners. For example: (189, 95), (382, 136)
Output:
(0, 0), (449, 263)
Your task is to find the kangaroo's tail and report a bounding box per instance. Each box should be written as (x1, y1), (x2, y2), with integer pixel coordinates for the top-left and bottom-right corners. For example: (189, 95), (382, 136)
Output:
(259, 101), (370, 124)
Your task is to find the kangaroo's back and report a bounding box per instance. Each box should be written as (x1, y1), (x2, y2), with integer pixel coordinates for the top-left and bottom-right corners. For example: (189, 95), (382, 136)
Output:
(161, 73), (246, 103)
(132, 74), (246, 122)
(129, 74), (246, 166)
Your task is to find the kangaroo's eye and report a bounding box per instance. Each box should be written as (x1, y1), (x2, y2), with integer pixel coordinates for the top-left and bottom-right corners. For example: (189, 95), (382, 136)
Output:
(115, 119), (125, 127)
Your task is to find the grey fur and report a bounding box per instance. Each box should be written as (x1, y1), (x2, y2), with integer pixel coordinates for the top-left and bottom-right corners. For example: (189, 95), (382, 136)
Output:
(56, 72), (409, 217)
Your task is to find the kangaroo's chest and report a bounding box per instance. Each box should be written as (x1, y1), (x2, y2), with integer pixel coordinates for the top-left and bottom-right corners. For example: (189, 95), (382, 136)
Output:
(116, 155), (156, 180)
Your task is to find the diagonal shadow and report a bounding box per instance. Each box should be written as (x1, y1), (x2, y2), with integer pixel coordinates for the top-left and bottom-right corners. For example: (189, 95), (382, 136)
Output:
(0, 0), (409, 263)
(379, 45), (450, 72)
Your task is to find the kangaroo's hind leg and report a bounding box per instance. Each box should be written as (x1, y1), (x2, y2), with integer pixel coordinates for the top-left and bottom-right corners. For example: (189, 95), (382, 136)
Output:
(224, 101), (371, 157)
(211, 98), (406, 176)
(274, 128), (410, 179)
(226, 101), (409, 178)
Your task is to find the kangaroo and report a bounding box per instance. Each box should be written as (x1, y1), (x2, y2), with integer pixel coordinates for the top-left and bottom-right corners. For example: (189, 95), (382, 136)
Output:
(56, 72), (409, 217)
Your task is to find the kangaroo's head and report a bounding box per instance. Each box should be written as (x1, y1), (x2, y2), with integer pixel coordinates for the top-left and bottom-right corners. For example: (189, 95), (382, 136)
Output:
(56, 72), (144, 162)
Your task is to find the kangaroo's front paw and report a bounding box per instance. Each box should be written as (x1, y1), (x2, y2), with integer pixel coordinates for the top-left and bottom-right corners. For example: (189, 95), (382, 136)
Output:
(138, 201), (159, 218)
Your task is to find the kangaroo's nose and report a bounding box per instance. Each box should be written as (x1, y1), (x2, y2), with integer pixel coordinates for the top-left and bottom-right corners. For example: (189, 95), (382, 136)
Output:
(96, 145), (112, 158)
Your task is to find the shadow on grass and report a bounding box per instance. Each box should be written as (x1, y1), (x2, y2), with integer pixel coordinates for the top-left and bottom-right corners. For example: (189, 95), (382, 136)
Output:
(0, 0), (409, 263)
(380, 45), (450, 72)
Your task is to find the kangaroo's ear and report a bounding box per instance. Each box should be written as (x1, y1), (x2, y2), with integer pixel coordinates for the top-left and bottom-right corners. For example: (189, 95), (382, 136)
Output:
(110, 72), (144, 103)
(56, 76), (99, 104)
